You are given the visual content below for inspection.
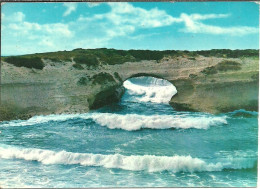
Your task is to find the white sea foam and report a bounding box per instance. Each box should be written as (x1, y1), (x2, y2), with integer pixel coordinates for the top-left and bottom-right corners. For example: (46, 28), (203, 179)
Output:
(90, 113), (227, 131)
(0, 145), (255, 173)
(123, 77), (177, 103)
(0, 112), (227, 131)
(0, 113), (83, 127)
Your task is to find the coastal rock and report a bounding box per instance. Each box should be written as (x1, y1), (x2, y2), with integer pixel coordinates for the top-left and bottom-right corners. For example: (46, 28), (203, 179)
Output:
(0, 49), (258, 121)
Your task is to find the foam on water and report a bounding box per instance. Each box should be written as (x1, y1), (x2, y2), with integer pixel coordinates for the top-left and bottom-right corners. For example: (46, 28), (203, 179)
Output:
(0, 113), (82, 127)
(0, 145), (256, 173)
(0, 76), (257, 187)
(123, 77), (177, 103)
(0, 112), (227, 131)
(90, 113), (227, 131)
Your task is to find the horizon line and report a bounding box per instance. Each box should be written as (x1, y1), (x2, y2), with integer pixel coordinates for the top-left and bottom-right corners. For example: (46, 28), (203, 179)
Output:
(1, 47), (259, 57)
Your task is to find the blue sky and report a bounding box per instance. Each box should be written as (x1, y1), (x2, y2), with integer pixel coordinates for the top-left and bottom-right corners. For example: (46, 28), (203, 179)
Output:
(1, 2), (259, 55)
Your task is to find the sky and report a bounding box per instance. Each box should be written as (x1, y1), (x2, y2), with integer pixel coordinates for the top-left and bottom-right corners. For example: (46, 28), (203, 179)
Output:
(1, 2), (259, 55)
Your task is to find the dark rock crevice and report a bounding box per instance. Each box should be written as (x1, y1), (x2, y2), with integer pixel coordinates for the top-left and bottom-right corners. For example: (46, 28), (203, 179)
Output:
(89, 85), (125, 110)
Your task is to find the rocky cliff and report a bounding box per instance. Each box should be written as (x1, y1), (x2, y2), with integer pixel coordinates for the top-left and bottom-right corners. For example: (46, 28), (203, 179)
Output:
(0, 49), (258, 121)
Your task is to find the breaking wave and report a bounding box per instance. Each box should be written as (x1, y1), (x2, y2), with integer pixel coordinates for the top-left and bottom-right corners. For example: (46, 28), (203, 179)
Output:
(90, 113), (227, 131)
(0, 145), (256, 173)
(0, 113), (227, 131)
(123, 77), (177, 103)
(0, 113), (82, 127)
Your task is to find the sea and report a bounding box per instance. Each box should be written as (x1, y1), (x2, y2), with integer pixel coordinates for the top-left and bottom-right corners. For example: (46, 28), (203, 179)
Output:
(0, 76), (258, 187)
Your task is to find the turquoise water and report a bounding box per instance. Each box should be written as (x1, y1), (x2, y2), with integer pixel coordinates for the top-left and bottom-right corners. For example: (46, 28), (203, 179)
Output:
(0, 77), (258, 187)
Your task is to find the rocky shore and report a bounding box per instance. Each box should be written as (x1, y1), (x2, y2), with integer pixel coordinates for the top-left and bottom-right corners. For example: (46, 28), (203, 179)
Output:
(0, 49), (258, 121)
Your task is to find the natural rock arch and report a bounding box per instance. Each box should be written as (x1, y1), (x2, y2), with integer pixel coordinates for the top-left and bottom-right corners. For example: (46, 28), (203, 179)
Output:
(90, 57), (258, 114)
(90, 72), (178, 110)
(1, 55), (258, 121)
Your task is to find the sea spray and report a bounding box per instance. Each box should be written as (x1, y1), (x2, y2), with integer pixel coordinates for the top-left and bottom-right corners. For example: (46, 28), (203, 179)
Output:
(90, 113), (227, 131)
(0, 145), (256, 173)
(0, 112), (227, 131)
(123, 77), (177, 103)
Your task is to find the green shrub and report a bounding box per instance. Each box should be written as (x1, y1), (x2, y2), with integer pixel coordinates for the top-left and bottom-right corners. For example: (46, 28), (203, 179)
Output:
(114, 72), (122, 82)
(72, 63), (84, 70)
(92, 72), (115, 85)
(215, 60), (241, 71)
(77, 77), (88, 85)
(189, 74), (198, 79)
(100, 53), (135, 65)
(251, 73), (259, 80)
(74, 55), (98, 67)
(72, 48), (85, 52)
(128, 50), (165, 61)
(201, 60), (242, 76)
(105, 54), (128, 65)
(49, 58), (61, 62)
(195, 49), (258, 58)
(5, 56), (44, 70)
(201, 66), (218, 75)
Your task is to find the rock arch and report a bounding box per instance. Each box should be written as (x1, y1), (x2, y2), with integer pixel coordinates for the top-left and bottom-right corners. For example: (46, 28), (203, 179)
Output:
(89, 56), (258, 113)
(1, 55), (258, 121)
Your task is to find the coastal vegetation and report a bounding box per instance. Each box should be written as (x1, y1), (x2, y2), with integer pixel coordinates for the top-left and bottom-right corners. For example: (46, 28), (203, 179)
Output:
(4, 56), (44, 69)
(77, 77), (88, 85)
(201, 66), (218, 75)
(2, 49), (258, 70)
(74, 55), (98, 67)
(72, 63), (84, 70)
(215, 60), (242, 71)
(201, 60), (242, 75)
(91, 72), (116, 85)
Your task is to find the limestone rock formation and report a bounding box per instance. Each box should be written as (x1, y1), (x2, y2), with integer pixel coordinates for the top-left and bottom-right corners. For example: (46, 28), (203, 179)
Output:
(0, 49), (258, 121)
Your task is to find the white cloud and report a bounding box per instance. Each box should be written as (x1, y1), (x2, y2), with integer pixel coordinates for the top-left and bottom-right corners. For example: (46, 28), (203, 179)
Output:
(78, 3), (258, 41)
(180, 13), (259, 35)
(2, 11), (25, 22)
(101, 3), (182, 28)
(1, 3), (259, 55)
(189, 13), (230, 20)
(76, 2), (182, 44)
(13, 11), (25, 22)
(6, 21), (72, 37)
(63, 3), (77, 17)
(2, 11), (74, 55)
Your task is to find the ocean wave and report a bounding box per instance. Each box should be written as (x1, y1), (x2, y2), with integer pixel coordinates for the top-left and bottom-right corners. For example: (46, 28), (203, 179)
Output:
(0, 145), (255, 173)
(0, 113), (227, 131)
(90, 113), (227, 131)
(227, 109), (258, 118)
(0, 113), (84, 127)
(123, 77), (177, 103)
